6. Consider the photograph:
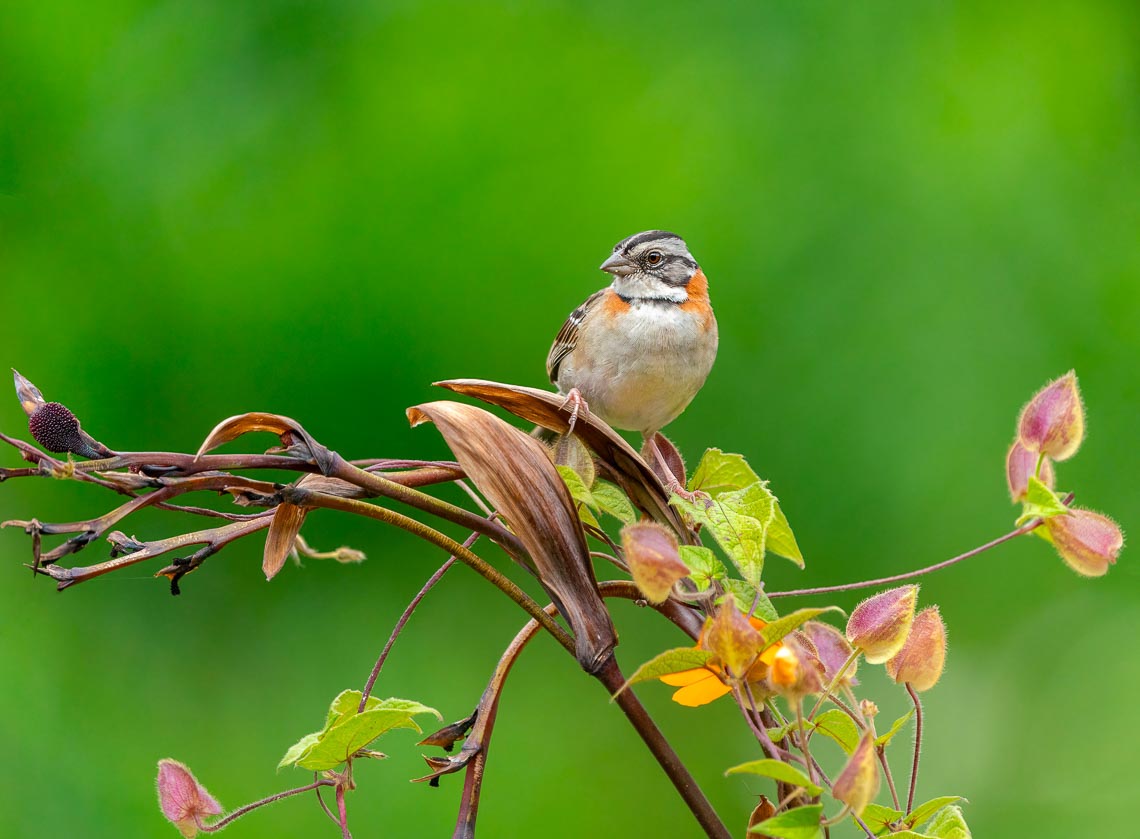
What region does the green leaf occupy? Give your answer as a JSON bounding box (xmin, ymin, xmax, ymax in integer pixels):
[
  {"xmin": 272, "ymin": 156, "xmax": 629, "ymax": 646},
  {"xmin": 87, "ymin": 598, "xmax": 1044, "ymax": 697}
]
[
  {"xmin": 905, "ymin": 797, "xmax": 964, "ymax": 830},
  {"xmin": 767, "ymin": 499, "xmax": 804, "ymax": 566},
  {"xmin": 296, "ymin": 708, "xmax": 423, "ymax": 770},
  {"xmin": 556, "ymin": 465, "xmax": 596, "ymax": 509},
  {"xmin": 759, "ymin": 606, "xmax": 843, "ymax": 650},
  {"xmin": 686, "ymin": 449, "xmax": 805, "ymax": 568},
  {"xmin": 673, "ymin": 481, "xmax": 775, "ymax": 585},
  {"xmin": 615, "ymin": 647, "xmax": 715, "ymax": 697},
  {"xmin": 591, "ymin": 480, "xmax": 636, "ymax": 524},
  {"xmin": 725, "ymin": 758, "xmax": 823, "ymax": 796},
  {"xmin": 767, "ymin": 718, "xmax": 798, "ymax": 744},
  {"xmin": 278, "ymin": 732, "xmax": 321, "ymax": 771},
  {"xmin": 920, "ymin": 805, "xmax": 971, "ymax": 838},
  {"xmin": 1018, "ymin": 475, "xmax": 1069, "ymax": 524},
  {"xmin": 281, "ymin": 691, "xmax": 441, "ymax": 771},
  {"xmin": 875, "ymin": 709, "xmax": 915, "ymax": 747},
  {"xmin": 811, "ymin": 709, "xmax": 860, "ymax": 754},
  {"xmin": 722, "ymin": 579, "xmax": 779, "ymax": 621},
  {"xmin": 689, "ymin": 448, "xmax": 760, "ymax": 496},
  {"xmin": 680, "ymin": 545, "xmax": 725, "ymax": 592},
  {"xmin": 861, "ymin": 803, "xmax": 905, "ymax": 836},
  {"xmin": 749, "ymin": 803, "xmax": 823, "ymax": 838}
]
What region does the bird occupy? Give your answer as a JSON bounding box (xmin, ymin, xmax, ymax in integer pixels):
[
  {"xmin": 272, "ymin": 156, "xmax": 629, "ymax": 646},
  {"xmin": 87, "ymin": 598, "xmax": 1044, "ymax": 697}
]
[{"xmin": 546, "ymin": 230, "xmax": 718, "ymax": 497}]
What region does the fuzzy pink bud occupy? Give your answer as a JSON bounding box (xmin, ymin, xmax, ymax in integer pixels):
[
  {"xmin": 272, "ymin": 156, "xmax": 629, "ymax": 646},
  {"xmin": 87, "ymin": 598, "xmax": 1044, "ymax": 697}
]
[
  {"xmin": 803, "ymin": 620, "xmax": 859, "ymax": 688},
  {"xmin": 1017, "ymin": 371, "xmax": 1085, "ymax": 462},
  {"xmin": 1045, "ymin": 508, "xmax": 1123, "ymax": 577},
  {"xmin": 846, "ymin": 585, "xmax": 918, "ymax": 664},
  {"xmin": 621, "ymin": 521, "xmax": 689, "ymax": 605},
  {"xmin": 1005, "ymin": 439, "xmax": 1056, "ymax": 503},
  {"xmin": 156, "ymin": 759, "xmax": 222, "ymax": 838},
  {"xmin": 885, "ymin": 606, "xmax": 947, "ymax": 692}
]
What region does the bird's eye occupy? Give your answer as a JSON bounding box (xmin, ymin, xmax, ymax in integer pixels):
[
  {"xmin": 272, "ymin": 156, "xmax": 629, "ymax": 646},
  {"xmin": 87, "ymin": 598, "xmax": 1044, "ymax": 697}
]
[{"xmin": 646, "ymin": 250, "xmax": 663, "ymax": 266}]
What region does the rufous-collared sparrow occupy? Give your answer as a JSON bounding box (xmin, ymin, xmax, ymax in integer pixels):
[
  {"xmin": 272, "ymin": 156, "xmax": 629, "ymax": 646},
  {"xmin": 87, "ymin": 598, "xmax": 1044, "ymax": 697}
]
[{"xmin": 547, "ymin": 230, "xmax": 718, "ymax": 495}]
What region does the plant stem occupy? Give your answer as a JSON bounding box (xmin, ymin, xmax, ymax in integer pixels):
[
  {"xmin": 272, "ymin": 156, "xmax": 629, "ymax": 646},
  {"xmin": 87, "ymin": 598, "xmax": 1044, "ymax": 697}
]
[
  {"xmin": 906, "ymin": 683, "xmax": 923, "ymax": 814},
  {"xmin": 769, "ymin": 518, "xmax": 1046, "ymax": 599},
  {"xmin": 808, "ymin": 650, "xmax": 860, "ymax": 721},
  {"xmin": 336, "ymin": 784, "xmax": 352, "ymax": 839},
  {"xmin": 359, "ymin": 549, "xmax": 463, "ymax": 711},
  {"xmin": 329, "ymin": 457, "xmax": 526, "ymax": 562},
  {"xmin": 878, "ymin": 745, "xmax": 901, "ymax": 810},
  {"xmin": 199, "ymin": 780, "xmax": 336, "ymax": 831},
  {"xmin": 795, "ymin": 700, "xmax": 816, "ymax": 785},
  {"xmin": 594, "ymin": 655, "xmax": 732, "ymax": 839},
  {"xmin": 295, "ymin": 489, "xmax": 574, "ymax": 653}
]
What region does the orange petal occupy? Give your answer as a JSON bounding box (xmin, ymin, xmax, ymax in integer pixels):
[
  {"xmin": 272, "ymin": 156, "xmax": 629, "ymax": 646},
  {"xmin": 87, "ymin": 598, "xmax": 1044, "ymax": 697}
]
[
  {"xmin": 659, "ymin": 667, "xmax": 717, "ymax": 687},
  {"xmin": 671, "ymin": 675, "xmax": 733, "ymax": 707},
  {"xmin": 758, "ymin": 641, "xmax": 783, "ymax": 666}
]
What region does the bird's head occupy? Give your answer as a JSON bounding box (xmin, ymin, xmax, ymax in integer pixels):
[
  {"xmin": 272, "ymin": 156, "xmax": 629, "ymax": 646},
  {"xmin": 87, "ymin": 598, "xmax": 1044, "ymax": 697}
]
[{"xmin": 600, "ymin": 230, "xmax": 699, "ymax": 302}]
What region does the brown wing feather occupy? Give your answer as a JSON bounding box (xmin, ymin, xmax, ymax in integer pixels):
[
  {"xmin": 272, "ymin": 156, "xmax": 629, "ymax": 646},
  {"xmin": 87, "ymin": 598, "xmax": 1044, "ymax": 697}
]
[{"xmin": 546, "ymin": 288, "xmax": 606, "ymax": 386}]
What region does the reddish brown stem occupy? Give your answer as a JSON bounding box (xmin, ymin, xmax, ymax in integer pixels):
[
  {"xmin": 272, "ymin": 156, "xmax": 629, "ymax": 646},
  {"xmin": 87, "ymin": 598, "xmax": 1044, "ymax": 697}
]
[{"xmin": 769, "ymin": 515, "xmax": 1054, "ymax": 599}]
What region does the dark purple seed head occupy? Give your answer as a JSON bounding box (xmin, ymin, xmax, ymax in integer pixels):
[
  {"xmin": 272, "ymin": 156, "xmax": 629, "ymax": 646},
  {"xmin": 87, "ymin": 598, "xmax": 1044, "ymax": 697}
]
[{"xmin": 28, "ymin": 402, "xmax": 85, "ymax": 454}]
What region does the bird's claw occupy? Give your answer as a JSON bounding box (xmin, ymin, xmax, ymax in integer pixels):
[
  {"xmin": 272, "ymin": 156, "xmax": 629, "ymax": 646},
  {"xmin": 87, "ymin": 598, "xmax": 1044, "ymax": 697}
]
[{"xmin": 559, "ymin": 388, "xmax": 589, "ymax": 435}]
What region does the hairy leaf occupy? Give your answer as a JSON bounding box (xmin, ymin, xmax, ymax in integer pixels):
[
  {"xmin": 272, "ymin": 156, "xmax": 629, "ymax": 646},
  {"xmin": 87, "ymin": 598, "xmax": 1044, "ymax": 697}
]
[
  {"xmin": 725, "ymin": 758, "xmax": 823, "ymax": 796},
  {"xmin": 812, "ymin": 709, "xmax": 860, "ymax": 754}
]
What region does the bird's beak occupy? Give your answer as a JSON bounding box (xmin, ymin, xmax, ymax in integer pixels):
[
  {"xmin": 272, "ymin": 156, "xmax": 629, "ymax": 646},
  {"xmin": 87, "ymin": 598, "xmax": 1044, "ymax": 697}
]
[{"xmin": 600, "ymin": 253, "xmax": 636, "ymax": 276}]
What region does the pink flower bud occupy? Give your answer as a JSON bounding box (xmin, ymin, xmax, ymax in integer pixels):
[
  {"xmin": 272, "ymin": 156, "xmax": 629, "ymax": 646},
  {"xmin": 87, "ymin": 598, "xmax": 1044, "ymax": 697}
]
[
  {"xmin": 803, "ymin": 620, "xmax": 859, "ymax": 688},
  {"xmin": 846, "ymin": 585, "xmax": 918, "ymax": 665},
  {"xmin": 621, "ymin": 521, "xmax": 689, "ymax": 605},
  {"xmin": 1017, "ymin": 371, "xmax": 1085, "ymax": 462},
  {"xmin": 885, "ymin": 606, "xmax": 947, "ymax": 692},
  {"xmin": 156, "ymin": 759, "xmax": 222, "ymax": 838},
  {"xmin": 1045, "ymin": 508, "xmax": 1123, "ymax": 577},
  {"xmin": 832, "ymin": 732, "xmax": 880, "ymax": 817},
  {"xmin": 1005, "ymin": 439, "xmax": 1056, "ymax": 503}
]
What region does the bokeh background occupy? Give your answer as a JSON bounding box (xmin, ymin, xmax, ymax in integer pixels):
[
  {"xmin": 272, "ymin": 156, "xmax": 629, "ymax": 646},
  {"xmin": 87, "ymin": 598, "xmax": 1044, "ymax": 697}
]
[{"xmin": 2, "ymin": 1, "xmax": 1137, "ymax": 836}]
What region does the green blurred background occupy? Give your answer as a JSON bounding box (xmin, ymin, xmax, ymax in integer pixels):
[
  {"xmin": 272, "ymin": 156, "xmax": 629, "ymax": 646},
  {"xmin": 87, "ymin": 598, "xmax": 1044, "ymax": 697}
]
[{"xmin": 2, "ymin": 1, "xmax": 1137, "ymax": 836}]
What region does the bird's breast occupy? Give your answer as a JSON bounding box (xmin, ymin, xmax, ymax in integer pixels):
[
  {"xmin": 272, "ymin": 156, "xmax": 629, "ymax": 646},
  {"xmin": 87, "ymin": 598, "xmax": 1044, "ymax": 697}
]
[{"xmin": 560, "ymin": 296, "xmax": 718, "ymax": 433}]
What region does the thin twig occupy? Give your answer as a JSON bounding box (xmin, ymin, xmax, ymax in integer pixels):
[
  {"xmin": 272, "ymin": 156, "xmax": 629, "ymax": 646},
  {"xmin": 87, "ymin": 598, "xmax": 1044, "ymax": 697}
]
[
  {"xmin": 293, "ymin": 488, "xmax": 574, "ymax": 654},
  {"xmin": 769, "ymin": 516, "xmax": 1054, "ymax": 599},
  {"xmin": 358, "ymin": 543, "xmax": 467, "ymax": 712},
  {"xmin": 906, "ymin": 683, "xmax": 923, "ymax": 814},
  {"xmin": 198, "ymin": 779, "xmax": 336, "ymax": 832},
  {"xmin": 336, "ymin": 784, "xmax": 352, "ymax": 839}
]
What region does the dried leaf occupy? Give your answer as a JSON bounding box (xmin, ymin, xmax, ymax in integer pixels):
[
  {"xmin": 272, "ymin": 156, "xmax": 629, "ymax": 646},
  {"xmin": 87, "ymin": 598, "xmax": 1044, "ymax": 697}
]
[
  {"xmin": 408, "ymin": 400, "xmax": 616, "ymax": 673},
  {"xmin": 195, "ymin": 413, "xmax": 337, "ymax": 474},
  {"xmin": 263, "ymin": 502, "xmax": 308, "ymax": 580},
  {"xmin": 748, "ymin": 795, "xmax": 778, "ymax": 837},
  {"xmin": 433, "ymin": 379, "xmax": 692, "ymax": 542}
]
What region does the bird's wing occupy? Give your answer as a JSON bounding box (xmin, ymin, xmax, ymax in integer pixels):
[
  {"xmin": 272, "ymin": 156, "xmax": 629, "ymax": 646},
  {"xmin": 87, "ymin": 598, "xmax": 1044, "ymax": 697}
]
[{"xmin": 546, "ymin": 288, "xmax": 607, "ymax": 386}]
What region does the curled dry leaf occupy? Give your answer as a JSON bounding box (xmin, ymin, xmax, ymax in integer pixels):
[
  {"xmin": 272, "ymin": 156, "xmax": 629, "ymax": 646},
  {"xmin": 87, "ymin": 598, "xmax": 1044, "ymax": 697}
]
[
  {"xmin": 194, "ymin": 412, "xmax": 338, "ymax": 475},
  {"xmin": 434, "ymin": 379, "xmax": 691, "ymax": 542},
  {"xmin": 263, "ymin": 502, "xmax": 309, "ymax": 580},
  {"xmin": 408, "ymin": 399, "xmax": 616, "ymax": 673}
]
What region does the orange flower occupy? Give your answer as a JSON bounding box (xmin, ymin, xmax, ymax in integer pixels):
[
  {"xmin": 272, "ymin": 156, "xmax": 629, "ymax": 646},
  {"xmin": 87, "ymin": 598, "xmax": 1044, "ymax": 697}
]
[{"xmin": 659, "ymin": 615, "xmax": 782, "ymax": 707}]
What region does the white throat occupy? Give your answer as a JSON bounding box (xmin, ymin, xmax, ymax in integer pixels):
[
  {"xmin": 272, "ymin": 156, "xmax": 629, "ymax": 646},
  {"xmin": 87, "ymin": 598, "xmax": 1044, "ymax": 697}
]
[{"xmin": 611, "ymin": 275, "xmax": 688, "ymax": 303}]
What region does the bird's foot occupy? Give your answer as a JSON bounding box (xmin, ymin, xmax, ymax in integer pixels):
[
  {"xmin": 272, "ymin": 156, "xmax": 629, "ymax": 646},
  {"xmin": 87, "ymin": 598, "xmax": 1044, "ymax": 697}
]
[
  {"xmin": 559, "ymin": 388, "xmax": 589, "ymax": 435},
  {"xmin": 668, "ymin": 481, "xmax": 712, "ymax": 507}
]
